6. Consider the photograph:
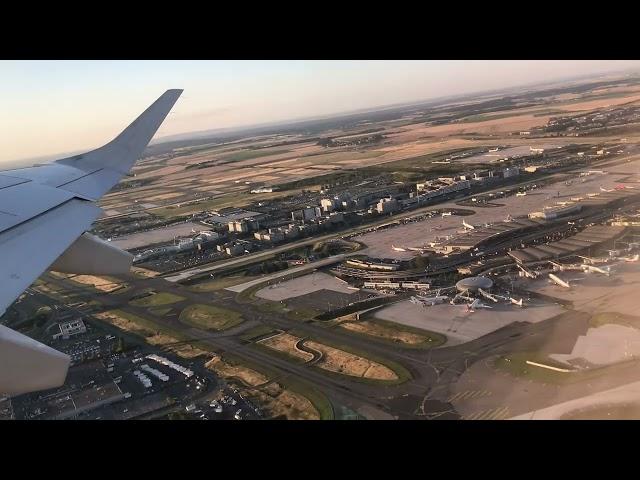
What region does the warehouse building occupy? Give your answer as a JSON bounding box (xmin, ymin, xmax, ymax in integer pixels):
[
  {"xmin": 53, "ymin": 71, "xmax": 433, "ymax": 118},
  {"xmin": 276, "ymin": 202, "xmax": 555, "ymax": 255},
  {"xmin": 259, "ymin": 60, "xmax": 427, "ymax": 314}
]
[
  {"xmin": 436, "ymin": 218, "xmax": 544, "ymax": 253},
  {"xmin": 508, "ymin": 225, "xmax": 627, "ymax": 263}
]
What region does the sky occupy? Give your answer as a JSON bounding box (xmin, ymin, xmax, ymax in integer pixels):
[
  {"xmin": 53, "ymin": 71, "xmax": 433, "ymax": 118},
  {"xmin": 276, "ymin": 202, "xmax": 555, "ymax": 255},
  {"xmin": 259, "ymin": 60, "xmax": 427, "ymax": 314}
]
[{"xmin": 1, "ymin": 60, "xmax": 639, "ymax": 164}]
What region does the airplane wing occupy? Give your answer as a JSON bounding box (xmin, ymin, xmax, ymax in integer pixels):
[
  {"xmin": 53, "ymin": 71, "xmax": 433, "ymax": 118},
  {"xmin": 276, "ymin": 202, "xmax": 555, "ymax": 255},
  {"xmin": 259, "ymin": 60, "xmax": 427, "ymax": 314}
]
[{"xmin": 0, "ymin": 89, "xmax": 182, "ymax": 396}]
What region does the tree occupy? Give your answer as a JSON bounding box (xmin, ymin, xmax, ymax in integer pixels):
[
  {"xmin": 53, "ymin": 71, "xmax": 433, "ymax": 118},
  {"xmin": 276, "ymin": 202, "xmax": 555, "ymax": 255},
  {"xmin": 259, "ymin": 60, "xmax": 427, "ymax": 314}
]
[
  {"xmin": 115, "ymin": 337, "xmax": 126, "ymax": 353},
  {"xmin": 33, "ymin": 306, "xmax": 52, "ymax": 327},
  {"xmin": 411, "ymin": 255, "xmax": 430, "ymax": 270}
]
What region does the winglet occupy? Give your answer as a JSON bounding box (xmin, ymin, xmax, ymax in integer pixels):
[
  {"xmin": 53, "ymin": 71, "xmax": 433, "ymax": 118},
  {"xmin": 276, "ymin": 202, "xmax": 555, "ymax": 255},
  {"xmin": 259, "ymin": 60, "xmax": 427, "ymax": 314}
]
[{"xmin": 58, "ymin": 89, "xmax": 183, "ymax": 173}]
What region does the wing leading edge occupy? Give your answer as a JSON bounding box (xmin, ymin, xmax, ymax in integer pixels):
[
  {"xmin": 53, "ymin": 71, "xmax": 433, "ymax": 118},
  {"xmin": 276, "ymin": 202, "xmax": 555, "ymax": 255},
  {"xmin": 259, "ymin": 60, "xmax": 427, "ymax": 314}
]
[{"xmin": 0, "ymin": 89, "xmax": 182, "ymax": 396}]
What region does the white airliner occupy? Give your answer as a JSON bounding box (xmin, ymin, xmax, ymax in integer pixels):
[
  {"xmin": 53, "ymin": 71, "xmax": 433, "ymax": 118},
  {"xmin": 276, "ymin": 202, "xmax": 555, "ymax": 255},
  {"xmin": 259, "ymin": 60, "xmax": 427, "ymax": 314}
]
[
  {"xmin": 577, "ymin": 255, "xmax": 610, "ymax": 265},
  {"xmin": 620, "ymin": 254, "xmax": 640, "ymax": 262},
  {"xmin": 549, "ymin": 261, "xmax": 582, "ymax": 272},
  {"xmin": 581, "ymin": 264, "xmax": 611, "ymax": 276},
  {"xmin": 0, "ymin": 90, "xmax": 183, "ymax": 396},
  {"xmin": 465, "ymin": 299, "xmax": 492, "ymax": 312},
  {"xmin": 510, "ymin": 297, "xmax": 524, "ymax": 307},
  {"xmin": 410, "ymin": 293, "xmax": 449, "ymax": 307},
  {"xmin": 462, "ymin": 220, "xmax": 475, "ymax": 230},
  {"xmin": 548, "ymin": 273, "xmax": 571, "ymax": 288},
  {"xmin": 517, "ymin": 264, "xmax": 539, "ymax": 279},
  {"xmin": 477, "ymin": 288, "xmax": 499, "ymax": 303}
]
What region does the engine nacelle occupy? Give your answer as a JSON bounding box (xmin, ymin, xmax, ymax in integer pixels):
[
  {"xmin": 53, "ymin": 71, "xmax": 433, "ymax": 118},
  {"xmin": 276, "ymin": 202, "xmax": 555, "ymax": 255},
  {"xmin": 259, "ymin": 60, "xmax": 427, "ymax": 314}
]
[{"xmin": 50, "ymin": 232, "xmax": 133, "ymax": 275}]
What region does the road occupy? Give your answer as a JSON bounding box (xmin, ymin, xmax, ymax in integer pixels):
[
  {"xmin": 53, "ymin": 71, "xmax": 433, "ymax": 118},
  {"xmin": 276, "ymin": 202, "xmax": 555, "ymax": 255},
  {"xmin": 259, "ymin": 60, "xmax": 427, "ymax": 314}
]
[
  {"xmin": 159, "ymin": 170, "xmax": 584, "ymax": 282},
  {"xmin": 40, "ymin": 270, "xmax": 595, "ymax": 420}
]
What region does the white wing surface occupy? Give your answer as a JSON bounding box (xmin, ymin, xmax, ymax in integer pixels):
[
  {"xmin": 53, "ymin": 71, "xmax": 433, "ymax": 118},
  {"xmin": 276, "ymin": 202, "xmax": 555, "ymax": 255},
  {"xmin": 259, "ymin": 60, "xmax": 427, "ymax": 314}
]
[{"xmin": 0, "ymin": 89, "xmax": 182, "ymax": 396}]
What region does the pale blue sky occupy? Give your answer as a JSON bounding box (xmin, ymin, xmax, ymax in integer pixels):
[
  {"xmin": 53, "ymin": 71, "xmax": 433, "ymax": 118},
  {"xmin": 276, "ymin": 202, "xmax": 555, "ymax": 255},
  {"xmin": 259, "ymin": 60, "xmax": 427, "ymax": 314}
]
[{"xmin": 1, "ymin": 60, "xmax": 639, "ymax": 163}]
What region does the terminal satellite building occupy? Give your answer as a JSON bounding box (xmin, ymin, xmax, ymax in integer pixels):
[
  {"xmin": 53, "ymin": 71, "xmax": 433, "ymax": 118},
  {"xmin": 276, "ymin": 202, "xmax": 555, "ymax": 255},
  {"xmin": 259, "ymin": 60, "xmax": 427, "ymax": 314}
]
[{"xmin": 456, "ymin": 276, "xmax": 493, "ymax": 292}]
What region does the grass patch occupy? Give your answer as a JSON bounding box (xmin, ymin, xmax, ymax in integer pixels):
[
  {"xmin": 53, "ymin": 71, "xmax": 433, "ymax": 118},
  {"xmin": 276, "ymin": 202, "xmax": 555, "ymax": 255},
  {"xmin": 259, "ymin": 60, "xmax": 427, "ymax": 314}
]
[
  {"xmin": 459, "ymin": 112, "xmax": 522, "ymax": 123},
  {"xmin": 239, "ymin": 325, "xmax": 279, "ymax": 342},
  {"xmin": 178, "ymin": 304, "xmax": 244, "ymax": 331},
  {"xmin": 589, "ymin": 312, "xmax": 640, "ymax": 329},
  {"xmin": 129, "ymin": 292, "xmax": 185, "ymax": 307},
  {"xmin": 188, "ymin": 274, "xmax": 261, "ymax": 292},
  {"xmin": 242, "ymin": 297, "xmax": 319, "ymax": 322},
  {"xmin": 206, "ymin": 352, "xmax": 276, "ymax": 387},
  {"xmin": 94, "ymin": 309, "xmax": 187, "ymax": 341},
  {"xmin": 338, "ymin": 317, "xmax": 446, "ymax": 349},
  {"xmin": 253, "ymin": 341, "xmax": 310, "ymax": 364},
  {"xmin": 150, "ymin": 189, "xmax": 305, "ymax": 218},
  {"xmin": 219, "ymin": 148, "xmax": 290, "ymax": 163},
  {"xmin": 278, "ymin": 378, "xmax": 334, "ymax": 420},
  {"xmin": 492, "ymin": 351, "xmax": 640, "ymax": 385},
  {"xmin": 148, "ymin": 307, "xmax": 172, "ymax": 317}
]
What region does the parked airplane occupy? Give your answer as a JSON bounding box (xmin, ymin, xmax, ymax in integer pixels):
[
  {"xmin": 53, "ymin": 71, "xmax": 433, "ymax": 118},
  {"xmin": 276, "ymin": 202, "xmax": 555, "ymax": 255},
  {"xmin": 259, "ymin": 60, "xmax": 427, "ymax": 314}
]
[
  {"xmin": 620, "ymin": 254, "xmax": 640, "ymax": 262},
  {"xmin": 450, "ymin": 292, "xmax": 475, "ymax": 304},
  {"xmin": 465, "ymin": 299, "xmax": 493, "ymax": 312},
  {"xmin": 510, "ymin": 297, "xmax": 524, "ymax": 307},
  {"xmin": 581, "ymin": 264, "xmax": 611, "ymax": 276},
  {"xmin": 410, "ymin": 294, "xmax": 449, "ymax": 307},
  {"xmin": 600, "ymin": 186, "xmax": 614, "ymax": 193},
  {"xmin": 548, "ymin": 273, "xmax": 571, "ymax": 288},
  {"xmin": 517, "ymin": 264, "xmax": 539, "ymax": 279},
  {"xmin": 478, "ymin": 288, "xmax": 499, "ymax": 303},
  {"xmin": 549, "ymin": 261, "xmax": 582, "ymax": 272},
  {"xmin": 391, "ymin": 245, "xmax": 407, "ymax": 252},
  {"xmin": 441, "ymin": 211, "xmax": 452, "ymax": 217},
  {"xmin": 577, "ymin": 255, "xmax": 610, "ymax": 265},
  {"xmin": 0, "ymin": 89, "xmax": 183, "ymax": 396},
  {"xmin": 462, "ymin": 220, "xmax": 475, "ymax": 230}
]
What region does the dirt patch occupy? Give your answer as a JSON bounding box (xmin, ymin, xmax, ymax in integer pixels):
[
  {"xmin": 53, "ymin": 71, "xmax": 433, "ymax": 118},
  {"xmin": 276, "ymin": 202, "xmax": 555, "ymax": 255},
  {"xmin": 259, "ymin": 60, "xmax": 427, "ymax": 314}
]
[
  {"xmin": 304, "ymin": 340, "xmax": 398, "ymax": 380},
  {"xmin": 68, "ymin": 275, "xmax": 127, "ymax": 293},
  {"xmin": 258, "ymin": 333, "xmax": 314, "ymax": 362},
  {"xmin": 249, "ymin": 383, "xmax": 320, "ymax": 420},
  {"xmin": 94, "ymin": 310, "xmax": 153, "ymax": 336},
  {"xmin": 556, "ymin": 94, "xmax": 640, "ymax": 112},
  {"xmin": 179, "ymin": 304, "xmax": 243, "ymax": 331},
  {"xmin": 145, "ymin": 192, "xmax": 185, "ymax": 201},
  {"xmin": 204, "ymin": 356, "xmax": 269, "ymax": 387},
  {"xmin": 92, "ymin": 310, "xmax": 208, "ymax": 359},
  {"xmin": 130, "ymin": 267, "xmax": 160, "ymax": 279},
  {"xmin": 146, "ymin": 334, "xmax": 209, "ymax": 359}
]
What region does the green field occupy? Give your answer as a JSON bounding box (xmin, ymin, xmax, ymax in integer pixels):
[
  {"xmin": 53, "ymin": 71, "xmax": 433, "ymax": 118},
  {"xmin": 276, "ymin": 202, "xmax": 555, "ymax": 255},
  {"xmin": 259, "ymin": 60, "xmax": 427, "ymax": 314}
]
[
  {"xmin": 188, "ymin": 274, "xmax": 261, "ymax": 292},
  {"xmin": 151, "ymin": 189, "xmax": 305, "ymax": 218},
  {"xmin": 302, "ymin": 149, "xmax": 386, "ymax": 164},
  {"xmin": 492, "ymin": 351, "xmax": 640, "ymax": 385},
  {"xmin": 279, "ymin": 378, "xmax": 334, "ymax": 420},
  {"xmin": 219, "ymin": 148, "xmax": 290, "ymax": 163},
  {"xmin": 339, "ymin": 317, "xmax": 446, "ymax": 349},
  {"xmin": 589, "ymin": 312, "xmax": 640, "ymax": 329},
  {"xmin": 129, "ymin": 292, "xmax": 185, "ymax": 307},
  {"xmin": 239, "ymin": 325, "xmax": 279, "ymax": 342},
  {"xmin": 179, "ymin": 304, "xmax": 244, "ymax": 331},
  {"xmin": 103, "ymin": 309, "xmax": 190, "ymax": 342}
]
